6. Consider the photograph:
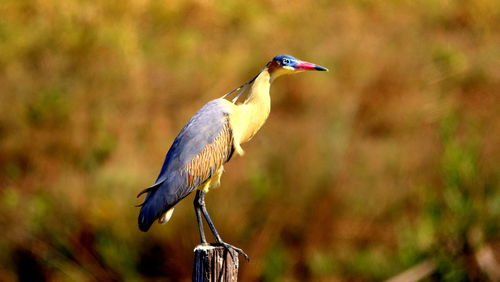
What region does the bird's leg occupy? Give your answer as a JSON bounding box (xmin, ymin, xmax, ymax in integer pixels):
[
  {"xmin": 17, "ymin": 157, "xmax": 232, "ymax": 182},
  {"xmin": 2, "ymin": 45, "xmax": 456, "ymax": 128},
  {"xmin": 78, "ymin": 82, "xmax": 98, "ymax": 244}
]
[
  {"xmin": 194, "ymin": 190, "xmax": 207, "ymax": 244},
  {"xmin": 197, "ymin": 191, "xmax": 249, "ymax": 260},
  {"xmin": 197, "ymin": 191, "xmax": 223, "ymax": 242}
]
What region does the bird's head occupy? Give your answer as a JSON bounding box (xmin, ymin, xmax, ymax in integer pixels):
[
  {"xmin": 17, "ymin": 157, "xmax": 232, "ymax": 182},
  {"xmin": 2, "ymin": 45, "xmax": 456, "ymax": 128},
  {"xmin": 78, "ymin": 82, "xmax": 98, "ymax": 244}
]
[{"xmin": 267, "ymin": 54, "xmax": 328, "ymax": 80}]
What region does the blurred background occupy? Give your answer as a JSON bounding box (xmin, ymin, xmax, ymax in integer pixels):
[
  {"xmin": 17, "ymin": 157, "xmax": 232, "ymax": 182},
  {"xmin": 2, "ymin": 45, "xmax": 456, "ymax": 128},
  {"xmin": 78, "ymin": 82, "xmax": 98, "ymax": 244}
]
[{"xmin": 1, "ymin": 0, "xmax": 499, "ymax": 281}]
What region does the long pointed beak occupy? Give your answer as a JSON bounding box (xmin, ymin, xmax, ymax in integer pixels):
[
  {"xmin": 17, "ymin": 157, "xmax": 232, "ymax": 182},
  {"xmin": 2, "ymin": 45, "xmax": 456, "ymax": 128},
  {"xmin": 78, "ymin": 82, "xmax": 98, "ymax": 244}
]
[{"xmin": 295, "ymin": 61, "xmax": 328, "ymax": 71}]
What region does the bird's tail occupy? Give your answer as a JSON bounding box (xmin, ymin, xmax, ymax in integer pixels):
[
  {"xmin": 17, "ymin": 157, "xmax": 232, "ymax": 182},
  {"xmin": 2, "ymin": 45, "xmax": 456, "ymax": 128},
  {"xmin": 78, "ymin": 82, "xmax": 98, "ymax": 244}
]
[
  {"xmin": 137, "ymin": 181, "xmax": 171, "ymax": 232},
  {"xmin": 137, "ymin": 177, "xmax": 188, "ymax": 232}
]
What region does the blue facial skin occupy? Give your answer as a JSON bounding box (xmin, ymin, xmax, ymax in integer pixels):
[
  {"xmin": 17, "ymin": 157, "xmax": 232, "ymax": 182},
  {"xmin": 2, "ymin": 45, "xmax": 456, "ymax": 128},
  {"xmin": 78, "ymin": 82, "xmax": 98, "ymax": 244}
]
[
  {"xmin": 272, "ymin": 54, "xmax": 328, "ymax": 71},
  {"xmin": 272, "ymin": 54, "xmax": 299, "ymax": 68}
]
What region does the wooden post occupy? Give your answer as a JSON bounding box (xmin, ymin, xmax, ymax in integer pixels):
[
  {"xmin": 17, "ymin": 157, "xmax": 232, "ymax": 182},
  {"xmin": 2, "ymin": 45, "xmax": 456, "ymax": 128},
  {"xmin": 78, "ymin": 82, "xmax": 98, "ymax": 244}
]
[{"xmin": 192, "ymin": 244, "xmax": 239, "ymax": 282}]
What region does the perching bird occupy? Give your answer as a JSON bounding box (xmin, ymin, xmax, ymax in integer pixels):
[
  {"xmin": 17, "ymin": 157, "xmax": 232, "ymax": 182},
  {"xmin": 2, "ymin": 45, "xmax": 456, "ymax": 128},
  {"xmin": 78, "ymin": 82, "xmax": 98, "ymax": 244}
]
[{"xmin": 137, "ymin": 54, "xmax": 327, "ymax": 258}]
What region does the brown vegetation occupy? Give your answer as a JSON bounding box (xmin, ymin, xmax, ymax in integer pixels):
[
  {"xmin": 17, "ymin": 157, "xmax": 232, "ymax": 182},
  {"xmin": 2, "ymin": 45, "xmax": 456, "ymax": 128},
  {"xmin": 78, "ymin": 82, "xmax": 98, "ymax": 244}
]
[{"xmin": 0, "ymin": 0, "xmax": 499, "ymax": 281}]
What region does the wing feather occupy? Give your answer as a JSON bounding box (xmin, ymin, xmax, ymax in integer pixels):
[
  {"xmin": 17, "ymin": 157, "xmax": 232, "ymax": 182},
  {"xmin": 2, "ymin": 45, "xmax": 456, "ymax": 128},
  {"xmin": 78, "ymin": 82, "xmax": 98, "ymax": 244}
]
[{"xmin": 138, "ymin": 99, "xmax": 234, "ymax": 231}]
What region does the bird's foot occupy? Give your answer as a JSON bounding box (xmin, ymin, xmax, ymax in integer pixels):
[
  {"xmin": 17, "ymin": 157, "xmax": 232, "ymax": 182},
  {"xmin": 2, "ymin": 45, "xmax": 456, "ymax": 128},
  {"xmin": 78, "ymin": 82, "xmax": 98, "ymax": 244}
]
[{"xmin": 212, "ymin": 242, "xmax": 249, "ymax": 261}]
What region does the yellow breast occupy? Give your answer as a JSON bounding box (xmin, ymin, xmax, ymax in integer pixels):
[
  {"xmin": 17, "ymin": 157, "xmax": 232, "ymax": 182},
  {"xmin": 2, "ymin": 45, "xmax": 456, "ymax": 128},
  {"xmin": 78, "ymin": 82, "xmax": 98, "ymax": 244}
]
[{"xmin": 227, "ymin": 70, "xmax": 272, "ymax": 155}]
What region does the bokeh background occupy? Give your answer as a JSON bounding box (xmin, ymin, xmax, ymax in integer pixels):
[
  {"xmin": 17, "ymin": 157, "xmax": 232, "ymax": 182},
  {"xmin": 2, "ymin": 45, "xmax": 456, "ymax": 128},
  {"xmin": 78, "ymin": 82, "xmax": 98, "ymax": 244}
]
[{"xmin": 1, "ymin": 0, "xmax": 499, "ymax": 281}]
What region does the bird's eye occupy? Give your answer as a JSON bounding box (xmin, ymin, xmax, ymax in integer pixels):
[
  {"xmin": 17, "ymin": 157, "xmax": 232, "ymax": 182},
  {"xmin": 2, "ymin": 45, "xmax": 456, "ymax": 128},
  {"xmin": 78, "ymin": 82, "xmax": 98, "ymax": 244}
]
[{"xmin": 282, "ymin": 59, "xmax": 290, "ymax": 65}]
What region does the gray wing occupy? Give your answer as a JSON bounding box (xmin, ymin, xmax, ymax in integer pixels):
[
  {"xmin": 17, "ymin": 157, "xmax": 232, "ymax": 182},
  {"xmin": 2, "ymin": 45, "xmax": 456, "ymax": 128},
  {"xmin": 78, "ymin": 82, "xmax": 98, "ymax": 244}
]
[{"xmin": 137, "ymin": 99, "xmax": 234, "ymax": 231}]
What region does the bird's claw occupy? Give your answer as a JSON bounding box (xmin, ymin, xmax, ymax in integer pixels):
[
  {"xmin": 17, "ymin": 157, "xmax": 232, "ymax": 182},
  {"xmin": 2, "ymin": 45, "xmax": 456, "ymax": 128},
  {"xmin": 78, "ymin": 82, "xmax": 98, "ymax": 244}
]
[{"xmin": 213, "ymin": 242, "xmax": 249, "ymax": 261}]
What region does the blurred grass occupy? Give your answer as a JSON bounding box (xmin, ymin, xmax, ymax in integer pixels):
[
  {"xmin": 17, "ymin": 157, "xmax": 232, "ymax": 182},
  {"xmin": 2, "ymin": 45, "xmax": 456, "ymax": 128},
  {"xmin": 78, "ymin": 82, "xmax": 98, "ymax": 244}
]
[{"xmin": 1, "ymin": 0, "xmax": 499, "ymax": 281}]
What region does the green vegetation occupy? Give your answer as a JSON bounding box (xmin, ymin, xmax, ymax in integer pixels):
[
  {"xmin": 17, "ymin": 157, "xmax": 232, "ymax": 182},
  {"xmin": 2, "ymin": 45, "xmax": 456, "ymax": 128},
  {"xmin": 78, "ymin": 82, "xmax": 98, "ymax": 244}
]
[{"xmin": 0, "ymin": 0, "xmax": 499, "ymax": 280}]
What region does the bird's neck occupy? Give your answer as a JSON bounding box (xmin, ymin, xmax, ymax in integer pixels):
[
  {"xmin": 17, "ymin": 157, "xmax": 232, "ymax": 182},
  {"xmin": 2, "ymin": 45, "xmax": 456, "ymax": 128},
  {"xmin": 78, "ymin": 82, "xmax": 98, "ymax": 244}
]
[
  {"xmin": 244, "ymin": 68, "xmax": 272, "ymax": 106},
  {"xmin": 230, "ymin": 68, "xmax": 272, "ymax": 152}
]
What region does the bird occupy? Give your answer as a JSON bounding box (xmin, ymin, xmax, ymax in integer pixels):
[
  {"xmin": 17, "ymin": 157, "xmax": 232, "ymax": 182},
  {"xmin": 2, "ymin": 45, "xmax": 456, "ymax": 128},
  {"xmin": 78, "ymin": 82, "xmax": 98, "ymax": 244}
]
[{"xmin": 136, "ymin": 54, "xmax": 328, "ymax": 259}]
